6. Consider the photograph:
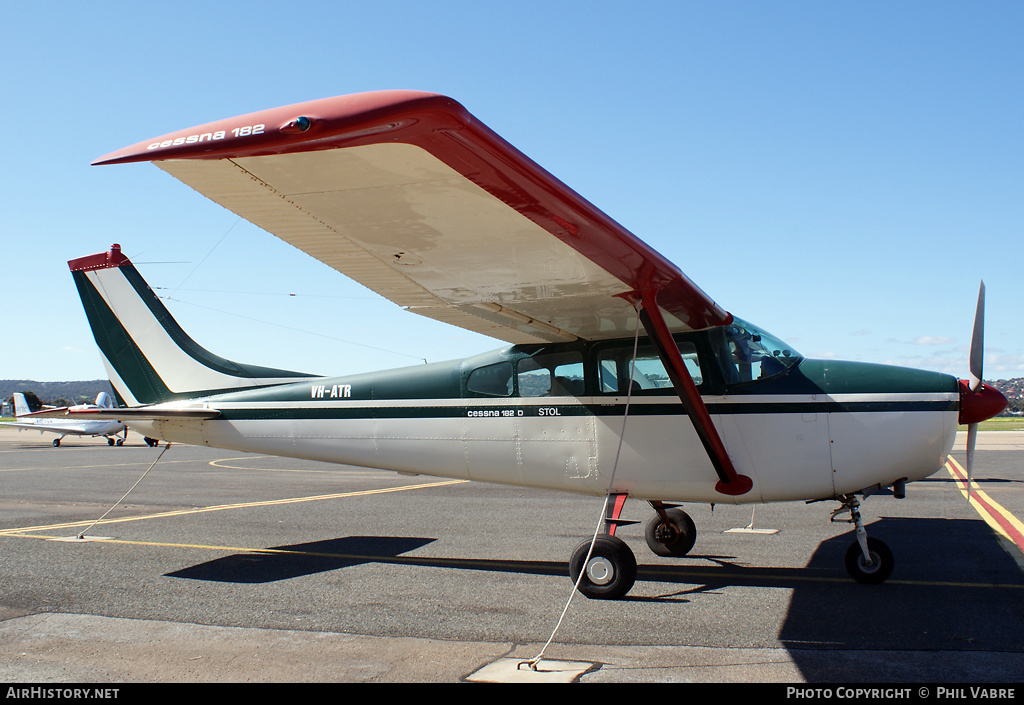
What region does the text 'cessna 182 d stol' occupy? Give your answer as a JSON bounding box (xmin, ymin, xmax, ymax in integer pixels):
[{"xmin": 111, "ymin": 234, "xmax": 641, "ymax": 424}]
[{"xmin": 58, "ymin": 91, "xmax": 1007, "ymax": 599}]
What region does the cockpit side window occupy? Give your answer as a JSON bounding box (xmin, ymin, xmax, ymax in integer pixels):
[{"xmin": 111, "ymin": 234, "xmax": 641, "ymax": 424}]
[
  {"xmin": 517, "ymin": 351, "xmax": 585, "ymax": 397},
  {"xmin": 597, "ymin": 342, "xmax": 702, "ymax": 394}
]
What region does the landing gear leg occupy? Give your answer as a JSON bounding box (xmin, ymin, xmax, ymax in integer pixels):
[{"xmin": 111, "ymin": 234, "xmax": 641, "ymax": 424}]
[
  {"xmin": 569, "ymin": 493, "xmax": 638, "ymax": 600},
  {"xmin": 833, "ymin": 495, "xmax": 893, "ymax": 584}
]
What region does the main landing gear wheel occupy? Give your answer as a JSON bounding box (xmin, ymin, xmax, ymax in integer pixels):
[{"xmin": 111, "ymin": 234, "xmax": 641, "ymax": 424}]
[
  {"xmin": 645, "ymin": 507, "xmax": 697, "ymax": 557},
  {"xmin": 107, "ymin": 437, "xmax": 115, "ymax": 446},
  {"xmin": 144, "ymin": 437, "xmax": 159, "ymax": 447},
  {"xmin": 52, "ymin": 438, "xmax": 60, "ymax": 447},
  {"xmin": 569, "ymin": 535, "xmax": 637, "ymax": 600},
  {"xmin": 845, "ymin": 537, "xmax": 893, "ymax": 584}
]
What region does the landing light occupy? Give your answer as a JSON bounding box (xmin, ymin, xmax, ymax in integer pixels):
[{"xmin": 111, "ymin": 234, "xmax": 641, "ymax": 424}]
[{"xmin": 280, "ymin": 116, "xmax": 312, "ymax": 134}]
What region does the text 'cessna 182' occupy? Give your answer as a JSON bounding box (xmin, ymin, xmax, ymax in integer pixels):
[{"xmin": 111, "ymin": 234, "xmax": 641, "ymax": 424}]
[{"xmin": 57, "ymin": 91, "xmax": 1006, "ymax": 599}]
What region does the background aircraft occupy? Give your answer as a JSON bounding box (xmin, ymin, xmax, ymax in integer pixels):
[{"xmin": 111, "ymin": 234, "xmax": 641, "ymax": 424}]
[
  {"xmin": 54, "ymin": 91, "xmax": 1007, "ymax": 598},
  {"xmin": 3, "ymin": 392, "xmax": 127, "ymax": 447}
]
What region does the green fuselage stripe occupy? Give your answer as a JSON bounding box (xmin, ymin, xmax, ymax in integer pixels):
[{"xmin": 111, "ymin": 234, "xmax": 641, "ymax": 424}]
[{"xmin": 210, "ymin": 398, "xmax": 955, "ymax": 422}]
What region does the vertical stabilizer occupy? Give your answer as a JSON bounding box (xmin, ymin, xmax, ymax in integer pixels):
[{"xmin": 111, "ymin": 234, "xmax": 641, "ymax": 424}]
[
  {"xmin": 12, "ymin": 393, "xmax": 31, "ymax": 417},
  {"xmin": 69, "ymin": 244, "xmax": 320, "ymax": 406}
]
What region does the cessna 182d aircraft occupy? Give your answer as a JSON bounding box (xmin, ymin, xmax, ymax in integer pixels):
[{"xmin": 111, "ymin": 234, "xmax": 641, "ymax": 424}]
[
  {"xmin": 55, "ymin": 91, "xmax": 1007, "ymax": 599},
  {"xmin": 3, "ymin": 392, "xmax": 127, "ymax": 447}
]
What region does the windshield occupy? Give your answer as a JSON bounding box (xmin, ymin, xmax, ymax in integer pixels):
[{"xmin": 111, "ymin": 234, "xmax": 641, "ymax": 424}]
[{"xmin": 710, "ymin": 318, "xmax": 802, "ymax": 385}]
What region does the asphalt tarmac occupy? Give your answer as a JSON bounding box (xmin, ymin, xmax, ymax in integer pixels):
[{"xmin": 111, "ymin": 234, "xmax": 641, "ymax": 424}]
[{"xmin": 1, "ymin": 426, "xmax": 1022, "ymax": 683}]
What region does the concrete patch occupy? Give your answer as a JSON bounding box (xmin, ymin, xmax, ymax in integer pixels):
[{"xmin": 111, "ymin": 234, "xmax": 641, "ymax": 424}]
[{"xmin": 465, "ymin": 657, "xmax": 595, "ymax": 683}]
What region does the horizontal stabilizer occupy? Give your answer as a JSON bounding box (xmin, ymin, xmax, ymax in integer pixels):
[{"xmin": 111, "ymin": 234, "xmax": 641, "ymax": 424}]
[{"xmin": 30, "ymin": 406, "xmax": 221, "ymax": 421}]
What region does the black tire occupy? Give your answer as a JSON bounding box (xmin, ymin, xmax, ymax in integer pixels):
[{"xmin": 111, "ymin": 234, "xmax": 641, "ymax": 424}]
[
  {"xmin": 645, "ymin": 508, "xmax": 697, "ymax": 557},
  {"xmin": 107, "ymin": 437, "xmax": 115, "ymax": 446},
  {"xmin": 569, "ymin": 535, "xmax": 637, "ymax": 600},
  {"xmin": 845, "ymin": 537, "xmax": 893, "ymax": 584},
  {"xmin": 52, "ymin": 438, "xmax": 60, "ymax": 447}
]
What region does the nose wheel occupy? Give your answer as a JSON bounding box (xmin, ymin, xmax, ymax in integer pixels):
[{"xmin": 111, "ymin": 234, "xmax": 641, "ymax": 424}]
[
  {"xmin": 844, "ymin": 537, "xmax": 893, "ymax": 584},
  {"xmin": 833, "ymin": 495, "xmax": 894, "ymax": 584}
]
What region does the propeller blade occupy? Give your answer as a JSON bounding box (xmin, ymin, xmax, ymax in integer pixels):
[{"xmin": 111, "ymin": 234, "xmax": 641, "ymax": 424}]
[
  {"xmin": 966, "ymin": 422, "xmax": 978, "ymax": 500},
  {"xmin": 969, "ymin": 281, "xmax": 986, "ymax": 391}
]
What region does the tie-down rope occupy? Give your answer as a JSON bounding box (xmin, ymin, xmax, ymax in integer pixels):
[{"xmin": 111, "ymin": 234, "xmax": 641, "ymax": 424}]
[
  {"xmin": 520, "ymin": 303, "xmax": 643, "ymax": 671},
  {"xmin": 76, "ymin": 442, "xmax": 172, "ymax": 539}
]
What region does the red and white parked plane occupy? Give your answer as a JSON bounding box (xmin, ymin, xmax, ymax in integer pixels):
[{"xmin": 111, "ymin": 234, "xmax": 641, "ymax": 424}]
[
  {"xmin": 55, "ymin": 92, "xmax": 1006, "ymax": 598},
  {"xmin": 3, "ymin": 392, "xmax": 127, "ymax": 447}
]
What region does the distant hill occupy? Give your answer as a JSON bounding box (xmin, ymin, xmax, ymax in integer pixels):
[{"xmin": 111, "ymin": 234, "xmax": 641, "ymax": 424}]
[
  {"xmin": 1, "ymin": 379, "xmax": 116, "ymax": 408},
  {"xmin": 994, "ymin": 378, "xmax": 1024, "ymax": 415}
]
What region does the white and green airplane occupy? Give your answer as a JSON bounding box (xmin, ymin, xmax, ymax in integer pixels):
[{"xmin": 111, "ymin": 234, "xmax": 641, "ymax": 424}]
[{"xmin": 58, "ymin": 92, "xmax": 1007, "ymax": 599}]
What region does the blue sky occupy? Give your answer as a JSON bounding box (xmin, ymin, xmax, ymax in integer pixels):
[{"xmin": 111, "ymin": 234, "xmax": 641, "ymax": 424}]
[{"xmin": 3, "ymin": 1, "xmax": 1022, "ymax": 383}]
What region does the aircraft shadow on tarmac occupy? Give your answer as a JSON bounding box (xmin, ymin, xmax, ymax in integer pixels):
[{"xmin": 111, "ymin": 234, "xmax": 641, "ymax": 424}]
[
  {"xmin": 164, "ymin": 518, "xmax": 1022, "ymax": 610},
  {"xmin": 778, "ymin": 517, "xmax": 1024, "ymax": 681},
  {"xmin": 165, "ymin": 536, "xmax": 437, "ymax": 583}
]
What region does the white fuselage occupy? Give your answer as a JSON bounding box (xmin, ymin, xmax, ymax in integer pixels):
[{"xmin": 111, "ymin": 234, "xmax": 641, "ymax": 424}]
[{"xmin": 127, "ymin": 390, "xmax": 958, "ymax": 504}]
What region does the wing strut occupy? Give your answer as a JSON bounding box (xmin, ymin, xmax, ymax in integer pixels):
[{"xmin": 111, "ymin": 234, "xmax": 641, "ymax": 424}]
[{"xmin": 637, "ymin": 291, "xmax": 753, "ymax": 497}]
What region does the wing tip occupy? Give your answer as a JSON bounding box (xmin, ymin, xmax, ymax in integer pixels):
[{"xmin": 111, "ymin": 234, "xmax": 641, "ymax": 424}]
[{"xmin": 91, "ymin": 90, "xmax": 464, "ymax": 166}]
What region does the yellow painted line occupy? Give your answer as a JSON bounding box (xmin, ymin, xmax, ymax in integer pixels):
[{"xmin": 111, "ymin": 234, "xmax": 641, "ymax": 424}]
[
  {"xmin": 640, "ymin": 566, "xmax": 1024, "ymax": 590},
  {"xmin": 0, "ymin": 533, "xmax": 549, "ymax": 574},
  {"xmin": 0, "ymin": 478, "xmax": 468, "ymax": 537},
  {"xmin": 945, "ymin": 457, "xmax": 1024, "ymax": 557},
  {"xmin": 3, "ymin": 530, "xmax": 1020, "ymax": 591}
]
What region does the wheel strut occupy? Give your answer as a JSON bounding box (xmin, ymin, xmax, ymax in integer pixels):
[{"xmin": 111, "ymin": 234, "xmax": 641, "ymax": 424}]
[
  {"xmin": 832, "ymin": 494, "xmax": 894, "ymax": 584},
  {"xmin": 842, "ymin": 496, "xmax": 872, "ymax": 565},
  {"xmin": 569, "ymin": 493, "xmax": 639, "ymax": 600}
]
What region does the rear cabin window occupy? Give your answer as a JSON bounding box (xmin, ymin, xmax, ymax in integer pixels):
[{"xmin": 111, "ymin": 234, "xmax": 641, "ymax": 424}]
[
  {"xmin": 597, "ymin": 343, "xmax": 702, "ymax": 393},
  {"xmin": 516, "ymin": 351, "xmax": 585, "ymax": 397},
  {"xmin": 466, "ymin": 361, "xmax": 513, "ymax": 396}
]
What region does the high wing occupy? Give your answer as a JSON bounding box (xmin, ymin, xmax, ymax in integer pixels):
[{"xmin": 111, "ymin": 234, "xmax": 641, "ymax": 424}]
[
  {"xmin": 0, "ymin": 421, "xmax": 60, "ymax": 431},
  {"xmin": 93, "ymin": 91, "xmax": 731, "ymax": 344},
  {"xmin": 93, "ymin": 91, "xmax": 750, "ymax": 494}
]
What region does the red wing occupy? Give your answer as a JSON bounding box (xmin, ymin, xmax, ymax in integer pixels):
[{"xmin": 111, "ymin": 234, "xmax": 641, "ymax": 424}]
[{"xmin": 95, "ymin": 91, "xmax": 730, "ymax": 343}]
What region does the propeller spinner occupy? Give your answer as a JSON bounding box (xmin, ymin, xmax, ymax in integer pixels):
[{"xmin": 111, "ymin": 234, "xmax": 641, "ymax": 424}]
[{"xmin": 958, "ymin": 281, "xmax": 1008, "ymax": 498}]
